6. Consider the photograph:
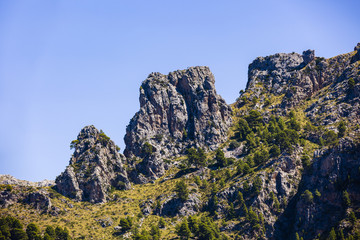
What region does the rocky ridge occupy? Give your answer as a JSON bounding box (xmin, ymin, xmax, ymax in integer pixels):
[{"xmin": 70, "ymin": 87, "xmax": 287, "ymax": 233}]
[
  {"xmin": 0, "ymin": 174, "xmax": 55, "ymax": 188},
  {"xmin": 1, "ymin": 43, "xmax": 360, "ymax": 240}
]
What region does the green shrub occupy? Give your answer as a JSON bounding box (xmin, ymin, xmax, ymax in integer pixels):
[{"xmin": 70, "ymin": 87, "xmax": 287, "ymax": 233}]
[
  {"xmin": 338, "ymin": 121, "xmax": 346, "ymax": 138},
  {"xmin": 343, "ymin": 190, "xmax": 351, "ymax": 207},
  {"xmin": 186, "ymin": 148, "xmax": 206, "ymax": 168},
  {"xmin": 215, "ymin": 149, "xmax": 227, "ymax": 167},
  {"xmin": 270, "ymin": 145, "xmax": 281, "ymax": 157},
  {"xmin": 26, "ymin": 223, "xmax": 41, "ymax": 240},
  {"xmin": 176, "ymin": 221, "xmax": 191, "ymax": 240},
  {"xmin": 253, "ymin": 148, "xmax": 269, "ymax": 165},
  {"xmin": 99, "ymin": 130, "xmax": 110, "ymax": 145},
  {"xmin": 301, "ymin": 155, "xmax": 311, "ymax": 169},
  {"xmin": 348, "ymin": 78, "xmax": 355, "ymax": 90},
  {"xmin": 301, "ymin": 190, "xmax": 313, "ymax": 203},
  {"xmin": 252, "ymin": 176, "xmax": 263, "ymax": 195},
  {"xmin": 349, "ymin": 211, "xmax": 357, "ymax": 224},
  {"xmin": 245, "ymin": 110, "xmax": 263, "ymax": 130},
  {"xmin": 119, "ymin": 217, "xmax": 133, "ymax": 231},
  {"xmin": 115, "ymin": 145, "xmax": 121, "ymax": 152},
  {"xmin": 228, "ymin": 140, "xmax": 240, "ymax": 150},
  {"xmin": 158, "ymin": 218, "xmax": 166, "ymax": 228},
  {"xmin": 323, "ymin": 130, "xmax": 338, "ymax": 146},
  {"xmin": 234, "ymin": 119, "xmax": 251, "ymax": 140},
  {"xmin": 150, "ymin": 225, "xmax": 160, "ymax": 240},
  {"xmin": 70, "ymin": 140, "xmax": 79, "ymax": 150},
  {"xmin": 328, "ymin": 228, "xmax": 336, "ymax": 240},
  {"xmin": 142, "ymin": 142, "xmax": 154, "ymax": 156},
  {"xmin": 153, "ymin": 134, "xmax": 163, "ymax": 142},
  {"xmin": 175, "ymin": 179, "xmax": 189, "ymax": 202}
]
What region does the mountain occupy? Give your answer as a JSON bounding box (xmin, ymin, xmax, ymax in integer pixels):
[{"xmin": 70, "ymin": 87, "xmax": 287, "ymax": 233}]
[{"xmin": 0, "ymin": 43, "xmax": 359, "ymax": 240}]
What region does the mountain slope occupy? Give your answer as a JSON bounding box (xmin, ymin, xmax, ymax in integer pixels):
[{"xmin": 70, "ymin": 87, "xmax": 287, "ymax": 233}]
[{"xmin": 1, "ymin": 43, "xmax": 360, "ymax": 240}]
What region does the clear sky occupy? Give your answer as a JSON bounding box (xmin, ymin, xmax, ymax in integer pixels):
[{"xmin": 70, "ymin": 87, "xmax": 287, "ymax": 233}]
[{"xmin": 1, "ymin": 0, "xmax": 359, "ymax": 182}]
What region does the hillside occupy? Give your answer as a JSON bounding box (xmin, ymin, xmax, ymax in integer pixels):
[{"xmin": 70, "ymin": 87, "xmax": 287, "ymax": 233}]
[{"xmin": 1, "ymin": 43, "xmax": 360, "ymax": 240}]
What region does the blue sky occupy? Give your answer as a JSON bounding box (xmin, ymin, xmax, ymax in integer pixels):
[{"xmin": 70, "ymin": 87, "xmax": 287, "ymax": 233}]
[{"xmin": 1, "ymin": 0, "xmax": 360, "ymax": 181}]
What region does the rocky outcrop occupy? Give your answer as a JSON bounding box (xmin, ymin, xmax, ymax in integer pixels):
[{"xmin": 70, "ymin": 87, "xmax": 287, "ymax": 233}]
[
  {"xmin": 0, "ymin": 185, "xmax": 52, "ymax": 213},
  {"xmin": 24, "ymin": 190, "xmax": 52, "ymax": 213},
  {"xmin": 55, "ymin": 125, "xmax": 130, "ymax": 203},
  {"xmin": 124, "ymin": 66, "xmax": 232, "ymax": 181},
  {"xmin": 243, "ymin": 44, "xmax": 359, "ymax": 110},
  {"xmin": 125, "ymin": 66, "xmax": 232, "ymax": 157},
  {"xmin": 159, "ymin": 193, "xmax": 201, "ymax": 217}
]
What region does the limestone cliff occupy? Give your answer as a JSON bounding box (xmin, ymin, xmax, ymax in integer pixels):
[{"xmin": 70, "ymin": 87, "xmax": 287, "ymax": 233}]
[
  {"xmin": 55, "ymin": 125, "xmax": 130, "ymax": 203},
  {"xmin": 124, "ymin": 66, "xmax": 232, "ymax": 181}
]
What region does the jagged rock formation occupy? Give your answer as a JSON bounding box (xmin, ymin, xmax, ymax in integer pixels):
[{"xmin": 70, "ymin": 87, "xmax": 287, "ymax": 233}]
[
  {"xmin": 124, "ymin": 66, "xmax": 232, "ymax": 181},
  {"xmin": 55, "ymin": 125, "xmax": 130, "ymax": 203},
  {"xmin": 243, "ymin": 45, "xmax": 359, "ymax": 111},
  {"xmin": 125, "ymin": 66, "xmax": 232, "ymax": 157}
]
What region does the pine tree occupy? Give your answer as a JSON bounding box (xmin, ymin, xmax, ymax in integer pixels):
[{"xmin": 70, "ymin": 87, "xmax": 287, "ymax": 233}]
[
  {"xmin": 175, "ymin": 179, "xmax": 189, "ymax": 202},
  {"xmin": 343, "ymin": 191, "xmax": 351, "ymax": 207},
  {"xmin": 150, "ymin": 225, "xmax": 160, "ymax": 240},
  {"xmin": 176, "ymin": 221, "xmax": 191, "ymax": 240},
  {"xmin": 26, "ymin": 223, "xmax": 41, "ymax": 240},
  {"xmin": 215, "ymin": 149, "xmax": 227, "ymax": 167},
  {"xmin": 329, "ymin": 228, "xmax": 336, "ymax": 240},
  {"xmin": 227, "ymin": 203, "xmax": 236, "ymax": 220},
  {"xmin": 338, "ymin": 121, "xmax": 346, "ymax": 138},
  {"xmin": 158, "ymin": 218, "xmax": 166, "ymax": 229},
  {"xmin": 237, "ymin": 191, "xmax": 248, "ymax": 216}
]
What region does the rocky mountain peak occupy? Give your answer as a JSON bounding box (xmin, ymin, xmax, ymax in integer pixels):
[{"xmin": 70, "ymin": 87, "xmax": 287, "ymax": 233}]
[
  {"xmin": 241, "ymin": 44, "xmax": 359, "ymax": 111},
  {"xmin": 124, "ymin": 66, "xmax": 232, "ymax": 182},
  {"xmin": 246, "ymin": 49, "xmax": 315, "ymax": 96},
  {"xmin": 55, "ymin": 125, "xmax": 130, "ymax": 203}
]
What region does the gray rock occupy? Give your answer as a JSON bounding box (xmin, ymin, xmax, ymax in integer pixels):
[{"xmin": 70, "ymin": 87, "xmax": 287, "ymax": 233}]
[
  {"xmin": 0, "ymin": 188, "xmax": 21, "ymax": 208},
  {"xmin": 0, "ymin": 174, "xmax": 55, "ymax": 187},
  {"xmin": 55, "ymin": 125, "xmax": 131, "ymax": 203},
  {"xmin": 97, "ymin": 217, "xmax": 113, "ymax": 228},
  {"xmin": 140, "ymin": 199, "xmax": 154, "ymax": 216},
  {"xmin": 160, "ymin": 193, "xmax": 201, "ymax": 217},
  {"xmin": 24, "ymin": 190, "xmax": 52, "ymax": 212},
  {"xmin": 124, "ymin": 67, "xmax": 232, "ymax": 181},
  {"xmin": 114, "ymin": 226, "xmax": 121, "ymax": 231}
]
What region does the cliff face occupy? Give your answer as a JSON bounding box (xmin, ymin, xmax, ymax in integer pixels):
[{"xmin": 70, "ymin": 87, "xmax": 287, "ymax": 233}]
[
  {"xmin": 55, "ymin": 126, "xmax": 130, "ymax": 203},
  {"xmin": 275, "ymin": 138, "xmax": 360, "ymax": 240},
  {"xmin": 125, "ymin": 66, "xmax": 232, "ymax": 158},
  {"xmin": 228, "ymin": 43, "xmax": 360, "ymax": 239},
  {"xmin": 124, "ymin": 66, "xmax": 232, "ymax": 181}
]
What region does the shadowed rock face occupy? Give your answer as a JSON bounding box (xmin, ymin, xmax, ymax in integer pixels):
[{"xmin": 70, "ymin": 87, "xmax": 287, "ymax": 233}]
[
  {"xmin": 124, "ymin": 66, "xmax": 232, "ymax": 181},
  {"xmin": 55, "ymin": 125, "xmax": 130, "ymax": 203}
]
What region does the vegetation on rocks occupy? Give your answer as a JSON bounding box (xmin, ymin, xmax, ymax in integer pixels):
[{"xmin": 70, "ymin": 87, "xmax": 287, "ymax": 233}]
[{"xmin": 1, "ymin": 43, "xmax": 360, "ymax": 239}]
